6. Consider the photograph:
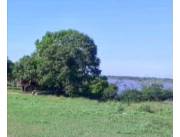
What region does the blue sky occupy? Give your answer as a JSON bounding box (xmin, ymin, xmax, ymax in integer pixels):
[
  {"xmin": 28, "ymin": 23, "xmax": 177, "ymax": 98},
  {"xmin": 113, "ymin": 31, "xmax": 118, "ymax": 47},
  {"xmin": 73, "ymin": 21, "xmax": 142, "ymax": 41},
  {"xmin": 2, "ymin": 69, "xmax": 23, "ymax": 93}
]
[{"xmin": 8, "ymin": 0, "xmax": 172, "ymax": 78}]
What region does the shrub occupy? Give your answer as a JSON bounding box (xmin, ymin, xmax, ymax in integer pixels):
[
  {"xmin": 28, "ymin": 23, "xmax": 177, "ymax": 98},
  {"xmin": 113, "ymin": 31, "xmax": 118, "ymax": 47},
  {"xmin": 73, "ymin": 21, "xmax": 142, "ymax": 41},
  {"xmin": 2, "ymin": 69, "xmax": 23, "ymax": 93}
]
[
  {"xmin": 89, "ymin": 77, "xmax": 109, "ymax": 98},
  {"xmin": 142, "ymin": 84, "xmax": 173, "ymax": 101},
  {"xmin": 161, "ymin": 90, "xmax": 173, "ymax": 100},
  {"xmin": 118, "ymin": 90, "xmax": 143, "ymax": 102},
  {"xmin": 102, "ymin": 84, "xmax": 117, "ymax": 100},
  {"xmin": 116, "ymin": 83, "xmax": 173, "ymax": 102}
]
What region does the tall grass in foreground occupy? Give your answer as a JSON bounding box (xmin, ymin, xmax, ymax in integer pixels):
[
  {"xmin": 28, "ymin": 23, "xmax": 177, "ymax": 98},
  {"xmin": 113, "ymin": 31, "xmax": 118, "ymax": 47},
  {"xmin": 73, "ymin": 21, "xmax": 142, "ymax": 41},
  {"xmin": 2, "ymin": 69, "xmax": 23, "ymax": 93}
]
[{"xmin": 8, "ymin": 89, "xmax": 172, "ymax": 137}]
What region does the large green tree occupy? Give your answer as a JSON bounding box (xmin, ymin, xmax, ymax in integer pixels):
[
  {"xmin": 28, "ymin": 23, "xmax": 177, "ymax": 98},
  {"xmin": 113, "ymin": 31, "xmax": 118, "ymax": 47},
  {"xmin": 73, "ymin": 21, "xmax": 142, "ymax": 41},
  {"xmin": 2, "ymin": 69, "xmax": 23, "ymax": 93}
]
[
  {"xmin": 35, "ymin": 30, "xmax": 101, "ymax": 95},
  {"xmin": 14, "ymin": 29, "xmax": 117, "ymax": 98}
]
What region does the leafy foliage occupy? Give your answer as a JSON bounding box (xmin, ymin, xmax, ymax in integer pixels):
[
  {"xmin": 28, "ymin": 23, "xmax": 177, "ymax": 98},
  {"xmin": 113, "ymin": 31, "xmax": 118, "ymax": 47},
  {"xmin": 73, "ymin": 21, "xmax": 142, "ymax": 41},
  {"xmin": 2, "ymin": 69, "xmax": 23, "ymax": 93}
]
[
  {"xmin": 7, "ymin": 58, "xmax": 14, "ymax": 81},
  {"xmin": 118, "ymin": 90, "xmax": 142, "ymax": 102},
  {"xmin": 35, "ymin": 30, "xmax": 102, "ymax": 95},
  {"xmin": 12, "ymin": 29, "xmax": 116, "ymax": 98},
  {"xmin": 102, "ymin": 84, "xmax": 117, "ymax": 100},
  {"xmin": 13, "ymin": 54, "xmax": 39, "ymax": 91},
  {"xmin": 9, "ymin": 30, "xmax": 172, "ymax": 101},
  {"xmin": 118, "ymin": 84, "xmax": 172, "ymax": 102},
  {"xmin": 88, "ymin": 77, "xmax": 109, "ymax": 98},
  {"xmin": 142, "ymin": 84, "xmax": 172, "ymax": 101}
]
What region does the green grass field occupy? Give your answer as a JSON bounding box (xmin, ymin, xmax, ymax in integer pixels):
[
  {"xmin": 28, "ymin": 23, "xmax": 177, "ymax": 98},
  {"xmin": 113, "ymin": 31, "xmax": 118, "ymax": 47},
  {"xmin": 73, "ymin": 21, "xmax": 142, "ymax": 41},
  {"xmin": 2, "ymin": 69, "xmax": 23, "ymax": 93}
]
[{"xmin": 8, "ymin": 89, "xmax": 172, "ymax": 137}]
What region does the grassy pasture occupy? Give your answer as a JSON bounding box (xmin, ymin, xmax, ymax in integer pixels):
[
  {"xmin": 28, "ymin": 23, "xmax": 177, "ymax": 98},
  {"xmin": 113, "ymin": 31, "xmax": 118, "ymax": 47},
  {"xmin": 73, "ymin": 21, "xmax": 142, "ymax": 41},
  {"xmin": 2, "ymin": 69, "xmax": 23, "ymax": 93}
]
[{"xmin": 8, "ymin": 89, "xmax": 172, "ymax": 137}]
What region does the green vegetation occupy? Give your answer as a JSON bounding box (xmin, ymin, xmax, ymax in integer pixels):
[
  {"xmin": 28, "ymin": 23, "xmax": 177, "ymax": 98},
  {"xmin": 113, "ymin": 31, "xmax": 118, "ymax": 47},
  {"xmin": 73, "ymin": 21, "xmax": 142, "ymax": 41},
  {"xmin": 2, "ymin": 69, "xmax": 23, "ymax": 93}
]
[
  {"xmin": 118, "ymin": 84, "xmax": 173, "ymax": 102},
  {"xmin": 7, "ymin": 29, "xmax": 172, "ymax": 101},
  {"xmin": 7, "ymin": 29, "xmax": 173, "ymax": 136},
  {"xmin": 8, "ymin": 89, "xmax": 172, "ymax": 137},
  {"xmin": 7, "ymin": 58, "xmax": 14, "ymax": 82},
  {"xmin": 8, "ymin": 29, "xmax": 117, "ymax": 99}
]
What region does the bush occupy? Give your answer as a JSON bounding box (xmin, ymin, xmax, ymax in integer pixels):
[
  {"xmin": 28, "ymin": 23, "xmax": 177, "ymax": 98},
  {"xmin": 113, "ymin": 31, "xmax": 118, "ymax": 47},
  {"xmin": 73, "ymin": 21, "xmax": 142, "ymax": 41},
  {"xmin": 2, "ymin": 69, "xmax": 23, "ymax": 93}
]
[
  {"xmin": 118, "ymin": 90, "xmax": 143, "ymax": 102},
  {"xmin": 161, "ymin": 90, "xmax": 173, "ymax": 100},
  {"xmin": 88, "ymin": 77, "xmax": 118, "ymax": 100},
  {"xmin": 142, "ymin": 84, "xmax": 173, "ymax": 101},
  {"xmin": 89, "ymin": 77, "xmax": 109, "ymax": 98},
  {"xmin": 102, "ymin": 84, "xmax": 117, "ymax": 100},
  {"xmin": 116, "ymin": 84, "xmax": 173, "ymax": 102}
]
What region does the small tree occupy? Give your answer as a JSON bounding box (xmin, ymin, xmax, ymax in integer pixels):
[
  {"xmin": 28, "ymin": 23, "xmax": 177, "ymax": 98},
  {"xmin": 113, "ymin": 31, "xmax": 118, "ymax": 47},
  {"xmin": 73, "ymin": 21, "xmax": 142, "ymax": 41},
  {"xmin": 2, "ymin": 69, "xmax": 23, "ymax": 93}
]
[
  {"xmin": 13, "ymin": 54, "xmax": 39, "ymax": 91},
  {"xmin": 7, "ymin": 58, "xmax": 14, "ymax": 82}
]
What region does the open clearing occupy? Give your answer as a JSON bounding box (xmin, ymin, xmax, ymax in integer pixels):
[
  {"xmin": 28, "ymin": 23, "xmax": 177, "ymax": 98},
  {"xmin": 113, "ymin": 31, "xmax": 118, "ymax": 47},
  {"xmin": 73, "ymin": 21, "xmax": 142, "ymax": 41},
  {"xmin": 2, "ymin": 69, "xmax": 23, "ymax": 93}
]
[{"xmin": 8, "ymin": 89, "xmax": 172, "ymax": 137}]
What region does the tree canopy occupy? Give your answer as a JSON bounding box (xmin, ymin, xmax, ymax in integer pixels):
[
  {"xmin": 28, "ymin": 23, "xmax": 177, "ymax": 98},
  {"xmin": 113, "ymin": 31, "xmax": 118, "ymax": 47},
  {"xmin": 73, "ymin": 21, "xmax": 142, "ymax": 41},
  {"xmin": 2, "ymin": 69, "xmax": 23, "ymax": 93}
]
[
  {"xmin": 8, "ymin": 29, "xmax": 172, "ymax": 101},
  {"xmin": 12, "ymin": 29, "xmax": 117, "ymax": 98}
]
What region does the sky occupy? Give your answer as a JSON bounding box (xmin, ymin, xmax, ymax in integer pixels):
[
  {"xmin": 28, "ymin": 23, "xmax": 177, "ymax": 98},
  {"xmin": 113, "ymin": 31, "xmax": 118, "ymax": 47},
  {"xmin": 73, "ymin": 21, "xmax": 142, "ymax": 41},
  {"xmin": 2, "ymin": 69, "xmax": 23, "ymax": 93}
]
[{"xmin": 8, "ymin": 0, "xmax": 172, "ymax": 78}]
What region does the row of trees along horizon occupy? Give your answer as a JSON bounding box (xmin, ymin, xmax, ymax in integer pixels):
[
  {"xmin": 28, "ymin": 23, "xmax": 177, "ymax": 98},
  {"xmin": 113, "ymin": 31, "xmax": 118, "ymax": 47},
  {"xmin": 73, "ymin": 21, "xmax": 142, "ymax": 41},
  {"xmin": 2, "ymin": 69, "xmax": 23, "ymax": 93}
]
[{"xmin": 7, "ymin": 29, "xmax": 172, "ymax": 101}]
